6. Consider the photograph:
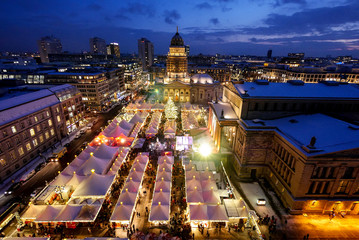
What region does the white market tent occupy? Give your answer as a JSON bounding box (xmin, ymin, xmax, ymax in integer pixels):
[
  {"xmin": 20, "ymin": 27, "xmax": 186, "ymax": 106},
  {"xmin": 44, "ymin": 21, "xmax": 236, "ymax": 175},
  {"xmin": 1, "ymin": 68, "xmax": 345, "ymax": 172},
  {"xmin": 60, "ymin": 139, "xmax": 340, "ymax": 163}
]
[
  {"xmin": 187, "ymin": 189, "xmax": 204, "ymax": 203},
  {"xmin": 132, "ymin": 138, "xmax": 146, "ymax": 149},
  {"xmin": 93, "ymin": 144, "xmax": 119, "ymax": 160},
  {"xmin": 129, "ymin": 113, "xmax": 145, "ymax": 125},
  {"xmin": 66, "ymin": 174, "xmax": 87, "ymax": 188},
  {"xmin": 152, "ymin": 191, "xmax": 170, "ymax": 205},
  {"xmin": 201, "ymin": 179, "xmax": 218, "ymax": 191},
  {"xmin": 156, "ymin": 171, "xmax": 172, "ymax": 182},
  {"xmin": 118, "ymin": 190, "xmax": 138, "ymax": 205},
  {"xmin": 54, "ymin": 204, "xmax": 83, "ymax": 222},
  {"xmin": 76, "ymin": 155, "xmax": 110, "ymax": 175},
  {"xmin": 34, "ymin": 205, "xmax": 64, "ymax": 222},
  {"xmin": 122, "ymin": 180, "xmax": 141, "ymax": 193},
  {"xmin": 154, "ymin": 180, "xmax": 171, "ymax": 192},
  {"xmin": 185, "ymin": 170, "xmax": 200, "ymax": 180},
  {"xmin": 158, "ymin": 156, "xmax": 174, "ymax": 165},
  {"xmin": 131, "ymin": 161, "xmax": 147, "ymax": 172},
  {"xmin": 149, "ymin": 203, "xmax": 170, "ymax": 222},
  {"xmin": 21, "ymin": 205, "xmax": 47, "ymax": 221},
  {"xmin": 189, "ymin": 205, "xmax": 208, "ymax": 221},
  {"xmin": 207, "ymin": 205, "xmax": 229, "ymax": 222},
  {"xmin": 75, "ymin": 205, "xmax": 101, "ymax": 222},
  {"xmin": 202, "ymin": 190, "xmax": 221, "ymax": 204},
  {"xmin": 118, "ymin": 120, "xmax": 134, "ymax": 131},
  {"xmin": 71, "ymin": 173, "xmax": 115, "ymax": 198},
  {"xmin": 146, "ymin": 126, "xmax": 158, "ymax": 136},
  {"xmin": 110, "ymin": 203, "xmax": 134, "ymax": 223},
  {"xmin": 158, "ymin": 162, "xmax": 172, "ymax": 172},
  {"xmin": 186, "ymin": 179, "xmax": 202, "ymax": 191},
  {"xmin": 103, "ymin": 125, "xmax": 131, "ymax": 138},
  {"xmin": 50, "ymin": 173, "xmax": 73, "ymax": 186},
  {"xmin": 127, "ymin": 171, "xmax": 144, "ymax": 183}
]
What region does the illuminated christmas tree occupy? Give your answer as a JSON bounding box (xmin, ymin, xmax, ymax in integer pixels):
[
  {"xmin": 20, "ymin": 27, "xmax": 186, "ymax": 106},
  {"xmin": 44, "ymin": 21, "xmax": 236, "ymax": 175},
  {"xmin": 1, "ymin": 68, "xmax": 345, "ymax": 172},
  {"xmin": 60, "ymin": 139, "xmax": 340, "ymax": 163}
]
[{"xmin": 165, "ymin": 97, "xmax": 178, "ymax": 119}]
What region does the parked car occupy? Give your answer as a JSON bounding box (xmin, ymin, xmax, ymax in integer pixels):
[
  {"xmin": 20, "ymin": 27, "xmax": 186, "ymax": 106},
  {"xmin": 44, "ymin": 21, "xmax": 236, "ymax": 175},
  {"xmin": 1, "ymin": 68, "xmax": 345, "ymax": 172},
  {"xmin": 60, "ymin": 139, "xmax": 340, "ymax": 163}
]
[{"xmin": 4, "ymin": 182, "xmax": 22, "ymax": 195}]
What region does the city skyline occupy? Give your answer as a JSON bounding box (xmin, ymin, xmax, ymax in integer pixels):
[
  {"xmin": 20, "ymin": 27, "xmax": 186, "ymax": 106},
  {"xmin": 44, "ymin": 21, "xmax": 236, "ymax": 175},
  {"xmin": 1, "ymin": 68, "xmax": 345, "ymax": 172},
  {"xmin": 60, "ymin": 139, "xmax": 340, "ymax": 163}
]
[{"xmin": 1, "ymin": 0, "xmax": 359, "ymax": 57}]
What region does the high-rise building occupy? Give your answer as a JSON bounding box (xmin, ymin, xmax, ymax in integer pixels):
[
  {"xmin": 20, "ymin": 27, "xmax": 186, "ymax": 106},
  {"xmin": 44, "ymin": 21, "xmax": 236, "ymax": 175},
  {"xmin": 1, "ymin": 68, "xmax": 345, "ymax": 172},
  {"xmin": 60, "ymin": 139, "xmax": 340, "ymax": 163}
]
[
  {"xmin": 267, "ymin": 49, "xmax": 272, "ymax": 59},
  {"xmin": 138, "ymin": 38, "xmax": 154, "ymax": 71},
  {"xmin": 89, "ymin": 37, "xmax": 107, "ymax": 54},
  {"xmin": 107, "ymin": 43, "xmax": 120, "ymax": 58},
  {"xmin": 37, "ymin": 36, "xmax": 62, "ymax": 63}
]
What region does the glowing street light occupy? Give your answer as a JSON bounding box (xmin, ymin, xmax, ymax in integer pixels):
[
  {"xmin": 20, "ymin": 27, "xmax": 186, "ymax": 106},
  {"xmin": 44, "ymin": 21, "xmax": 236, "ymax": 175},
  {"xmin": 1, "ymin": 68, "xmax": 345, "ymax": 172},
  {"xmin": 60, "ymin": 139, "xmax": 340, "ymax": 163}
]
[{"xmin": 199, "ymin": 143, "xmax": 212, "ymax": 157}]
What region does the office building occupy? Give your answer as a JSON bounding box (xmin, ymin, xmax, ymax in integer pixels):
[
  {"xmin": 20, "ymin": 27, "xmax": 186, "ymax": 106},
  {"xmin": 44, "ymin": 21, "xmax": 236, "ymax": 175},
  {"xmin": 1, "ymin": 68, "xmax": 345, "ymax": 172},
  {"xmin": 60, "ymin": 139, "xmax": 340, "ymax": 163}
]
[
  {"xmin": 89, "ymin": 37, "xmax": 107, "ymax": 55},
  {"xmin": 37, "ymin": 36, "xmax": 62, "ymax": 63},
  {"xmin": 138, "ymin": 38, "xmax": 154, "ymax": 71},
  {"xmin": 107, "ymin": 43, "xmax": 120, "ymax": 58}
]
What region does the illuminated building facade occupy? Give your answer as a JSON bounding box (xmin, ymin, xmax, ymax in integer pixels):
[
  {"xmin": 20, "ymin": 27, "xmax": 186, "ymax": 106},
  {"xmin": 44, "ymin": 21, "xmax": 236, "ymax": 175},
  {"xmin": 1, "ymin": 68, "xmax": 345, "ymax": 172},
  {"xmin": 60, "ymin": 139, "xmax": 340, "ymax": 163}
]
[
  {"xmin": 37, "ymin": 36, "xmax": 62, "ymax": 63},
  {"xmin": 209, "ymin": 80, "xmax": 359, "ymax": 213}
]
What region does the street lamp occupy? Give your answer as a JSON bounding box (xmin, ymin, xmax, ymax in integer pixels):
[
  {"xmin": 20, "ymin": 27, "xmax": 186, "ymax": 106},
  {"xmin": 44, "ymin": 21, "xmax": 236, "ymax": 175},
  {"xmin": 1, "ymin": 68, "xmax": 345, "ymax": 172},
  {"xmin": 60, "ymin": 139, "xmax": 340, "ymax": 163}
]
[{"xmin": 199, "ymin": 143, "xmax": 212, "ymax": 157}]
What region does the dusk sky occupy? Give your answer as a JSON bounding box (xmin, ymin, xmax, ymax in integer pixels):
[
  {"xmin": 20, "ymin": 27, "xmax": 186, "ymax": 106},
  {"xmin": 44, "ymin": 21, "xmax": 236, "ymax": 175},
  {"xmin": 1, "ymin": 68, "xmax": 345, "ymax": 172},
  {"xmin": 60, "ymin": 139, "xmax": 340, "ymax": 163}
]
[{"xmin": 1, "ymin": 0, "xmax": 359, "ymax": 57}]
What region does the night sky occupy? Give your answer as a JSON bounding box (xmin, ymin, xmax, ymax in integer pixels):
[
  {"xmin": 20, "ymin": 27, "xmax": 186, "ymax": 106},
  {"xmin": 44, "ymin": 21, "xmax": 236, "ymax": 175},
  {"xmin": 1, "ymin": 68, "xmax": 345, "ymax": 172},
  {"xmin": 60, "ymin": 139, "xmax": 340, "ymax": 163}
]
[{"xmin": 1, "ymin": 0, "xmax": 359, "ymax": 57}]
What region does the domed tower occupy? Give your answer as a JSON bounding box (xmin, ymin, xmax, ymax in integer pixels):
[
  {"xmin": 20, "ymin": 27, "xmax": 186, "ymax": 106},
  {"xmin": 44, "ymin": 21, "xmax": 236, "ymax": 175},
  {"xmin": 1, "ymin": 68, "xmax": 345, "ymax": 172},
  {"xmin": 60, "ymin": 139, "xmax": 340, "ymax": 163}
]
[{"xmin": 164, "ymin": 27, "xmax": 189, "ymax": 84}]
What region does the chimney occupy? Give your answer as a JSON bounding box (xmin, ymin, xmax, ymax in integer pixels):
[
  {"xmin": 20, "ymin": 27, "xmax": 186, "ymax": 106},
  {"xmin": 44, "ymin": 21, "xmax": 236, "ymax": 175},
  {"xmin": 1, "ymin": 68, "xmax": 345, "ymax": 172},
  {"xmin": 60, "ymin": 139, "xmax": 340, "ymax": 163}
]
[{"xmin": 308, "ymin": 136, "xmax": 316, "ymax": 149}]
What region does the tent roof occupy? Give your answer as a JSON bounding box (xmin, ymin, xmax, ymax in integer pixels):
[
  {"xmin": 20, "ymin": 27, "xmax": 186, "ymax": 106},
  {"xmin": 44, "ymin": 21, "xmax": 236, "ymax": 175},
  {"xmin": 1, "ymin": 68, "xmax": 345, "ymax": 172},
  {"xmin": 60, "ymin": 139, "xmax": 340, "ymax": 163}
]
[
  {"xmin": 21, "ymin": 205, "xmax": 47, "ymax": 220},
  {"xmin": 158, "ymin": 156, "xmax": 174, "ymax": 164},
  {"xmin": 185, "ymin": 170, "xmax": 200, "ymax": 180},
  {"xmin": 75, "ymin": 205, "xmax": 101, "ymax": 222},
  {"xmin": 149, "ymin": 204, "xmax": 170, "ymax": 222},
  {"xmin": 66, "ymin": 173, "xmax": 87, "ymax": 188},
  {"xmin": 201, "ymin": 179, "xmax": 218, "ymax": 191},
  {"xmin": 207, "ymin": 205, "xmax": 229, "ymax": 221},
  {"xmin": 104, "ymin": 125, "xmax": 130, "ymax": 138},
  {"xmin": 55, "ymin": 204, "xmax": 83, "ymax": 222},
  {"xmin": 122, "ymin": 180, "xmax": 140, "ymax": 193},
  {"xmin": 187, "ymin": 189, "xmax": 204, "ymax": 203},
  {"xmin": 158, "ymin": 162, "xmax": 172, "ymax": 172},
  {"xmin": 118, "ymin": 190, "xmax": 137, "ymax": 205},
  {"xmin": 127, "ymin": 171, "xmax": 144, "ymax": 183},
  {"xmin": 76, "ymin": 155, "xmax": 110, "ymax": 175},
  {"xmin": 71, "ymin": 173, "xmax": 115, "ymax": 197},
  {"xmin": 152, "ymin": 191, "xmax": 170, "ymax": 205},
  {"xmin": 132, "ymin": 138, "xmax": 146, "ymax": 149},
  {"xmin": 131, "ymin": 161, "xmax": 147, "ymax": 172},
  {"xmin": 70, "ymin": 157, "xmax": 87, "ymax": 167},
  {"xmin": 146, "ymin": 126, "xmax": 158, "ymax": 134},
  {"xmin": 110, "ymin": 204, "xmax": 134, "ymax": 222},
  {"xmin": 50, "ymin": 173, "xmax": 72, "ymax": 186},
  {"xmin": 129, "ymin": 113, "xmax": 145, "ymax": 124},
  {"xmin": 189, "ymin": 205, "xmax": 208, "ymax": 221},
  {"xmin": 156, "ymin": 171, "xmax": 172, "ymax": 182},
  {"xmin": 154, "ymin": 180, "xmax": 171, "ymax": 192},
  {"xmin": 35, "ymin": 205, "xmax": 64, "ymax": 222},
  {"xmin": 119, "ymin": 120, "xmax": 134, "ymax": 130},
  {"xmin": 203, "ymin": 190, "xmax": 221, "ymax": 204},
  {"xmin": 186, "ymin": 179, "xmax": 202, "ymax": 191},
  {"xmin": 93, "ymin": 143, "xmax": 119, "ymax": 159}
]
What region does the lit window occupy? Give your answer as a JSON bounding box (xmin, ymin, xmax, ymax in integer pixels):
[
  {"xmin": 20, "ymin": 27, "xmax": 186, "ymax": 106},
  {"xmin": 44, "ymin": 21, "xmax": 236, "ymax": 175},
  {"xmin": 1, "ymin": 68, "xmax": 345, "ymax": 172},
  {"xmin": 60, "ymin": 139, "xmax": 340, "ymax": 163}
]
[
  {"xmin": 39, "ymin": 135, "xmax": 44, "ymax": 143},
  {"xmin": 46, "ymin": 111, "xmax": 49, "ymax": 117},
  {"xmin": 50, "ymin": 128, "xmax": 55, "ymax": 136},
  {"xmin": 11, "ymin": 126, "xmax": 17, "ymax": 133},
  {"xmin": 30, "ymin": 128, "xmax": 35, "ymax": 136},
  {"xmin": 56, "ymin": 107, "xmax": 59, "ymax": 113},
  {"xmin": 0, "ymin": 158, "xmax": 6, "ymax": 166},
  {"xmin": 18, "ymin": 147, "xmax": 24, "ymax": 156},
  {"xmin": 57, "ymin": 115, "xmax": 61, "ymax": 123},
  {"xmin": 34, "ymin": 116, "xmax": 38, "ymax": 122},
  {"xmin": 45, "ymin": 131, "xmax": 49, "ymax": 139},
  {"xmin": 48, "ymin": 119, "xmax": 52, "ymax": 126},
  {"xmin": 26, "ymin": 142, "xmax": 31, "ymax": 151},
  {"xmin": 37, "ymin": 125, "xmax": 41, "ymax": 132},
  {"xmin": 32, "ymin": 139, "xmax": 38, "ymax": 147}
]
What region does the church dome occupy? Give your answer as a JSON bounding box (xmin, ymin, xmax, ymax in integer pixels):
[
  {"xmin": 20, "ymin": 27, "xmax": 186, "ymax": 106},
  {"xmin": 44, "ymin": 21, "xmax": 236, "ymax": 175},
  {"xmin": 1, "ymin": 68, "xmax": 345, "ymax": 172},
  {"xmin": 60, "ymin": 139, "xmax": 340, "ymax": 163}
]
[
  {"xmin": 170, "ymin": 32, "xmax": 184, "ymax": 46},
  {"xmin": 191, "ymin": 74, "xmax": 214, "ymax": 84}
]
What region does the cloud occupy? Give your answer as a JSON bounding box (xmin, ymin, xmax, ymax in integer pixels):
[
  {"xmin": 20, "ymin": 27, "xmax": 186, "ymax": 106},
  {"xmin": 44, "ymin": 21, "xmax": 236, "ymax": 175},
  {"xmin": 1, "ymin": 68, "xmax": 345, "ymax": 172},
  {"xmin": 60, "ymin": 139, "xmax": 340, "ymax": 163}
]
[
  {"xmin": 87, "ymin": 3, "xmax": 102, "ymax": 11},
  {"xmin": 273, "ymin": 0, "xmax": 306, "ymax": 7},
  {"xmin": 125, "ymin": 2, "xmax": 156, "ymax": 18},
  {"xmin": 195, "ymin": 2, "xmax": 213, "ymax": 9},
  {"xmin": 209, "ymin": 18, "xmax": 219, "ymax": 25},
  {"xmin": 163, "ymin": 10, "xmax": 181, "ymax": 25},
  {"xmin": 221, "ymin": 7, "xmax": 232, "ymax": 12}
]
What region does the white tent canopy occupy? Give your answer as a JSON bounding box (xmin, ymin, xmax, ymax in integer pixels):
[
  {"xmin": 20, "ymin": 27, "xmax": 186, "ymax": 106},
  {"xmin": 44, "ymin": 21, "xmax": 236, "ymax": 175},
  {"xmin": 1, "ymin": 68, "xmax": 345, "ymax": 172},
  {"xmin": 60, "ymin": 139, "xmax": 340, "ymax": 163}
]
[
  {"xmin": 34, "ymin": 205, "xmax": 64, "ymax": 222},
  {"xmin": 21, "ymin": 205, "xmax": 47, "ymax": 220},
  {"xmin": 207, "ymin": 205, "xmax": 229, "ymax": 222},
  {"xmin": 118, "ymin": 190, "xmax": 137, "ymax": 205},
  {"xmin": 158, "ymin": 156, "xmax": 174, "ymax": 164},
  {"xmin": 75, "ymin": 205, "xmax": 101, "ymax": 222},
  {"xmin": 76, "ymin": 155, "xmax": 110, "ymax": 176},
  {"xmin": 156, "ymin": 171, "xmax": 172, "ymax": 182},
  {"xmin": 55, "ymin": 204, "xmax": 83, "ymax": 222},
  {"xmin": 93, "ymin": 144, "xmax": 119, "ymax": 160},
  {"xmin": 149, "ymin": 204, "xmax": 170, "ymax": 222},
  {"xmin": 154, "ymin": 180, "xmax": 171, "ymax": 192},
  {"xmin": 189, "ymin": 205, "xmax": 208, "ymax": 221},
  {"xmin": 110, "ymin": 203, "xmax": 134, "ymax": 222},
  {"xmin": 187, "ymin": 189, "xmax": 204, "ymax": 203},
  {"xmin": 71, "ymin": 173, "xmax": 115, "ymax": 198},
  {"xmin": 152, "ymin": 191, "xmax": 170, "ymax": 205}
]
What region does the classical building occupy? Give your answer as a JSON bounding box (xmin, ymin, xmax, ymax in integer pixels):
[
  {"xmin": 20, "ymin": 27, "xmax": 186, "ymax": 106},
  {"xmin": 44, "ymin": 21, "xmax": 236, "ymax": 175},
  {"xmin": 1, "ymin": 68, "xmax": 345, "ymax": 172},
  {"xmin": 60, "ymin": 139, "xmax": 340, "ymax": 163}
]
[
  {"xmin": 0, "ymin": 84, "xmax": 83, "ymax": 182},
  {"xmin": 208, "ymin": 80, "xmax": 359, "ymax": 213},
  {"xmin": 157, "ymin": 29, "xmax": 221, "ymax": 104}
]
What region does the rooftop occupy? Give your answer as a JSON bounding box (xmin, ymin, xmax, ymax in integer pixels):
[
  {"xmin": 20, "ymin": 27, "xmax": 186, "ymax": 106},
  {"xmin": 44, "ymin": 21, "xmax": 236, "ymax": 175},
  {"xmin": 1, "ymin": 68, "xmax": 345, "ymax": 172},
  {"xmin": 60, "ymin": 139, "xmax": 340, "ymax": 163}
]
[
  {"xmin": 209, "ymin": 102, "xmax": 238, "ymax": 121},
  {"xmin": 243, "ymin": 113, "xmax": 359, "ymax": 156},
  {"xmin": 234, "ymin": 81, "xmax": 359, "ymax": 99}
]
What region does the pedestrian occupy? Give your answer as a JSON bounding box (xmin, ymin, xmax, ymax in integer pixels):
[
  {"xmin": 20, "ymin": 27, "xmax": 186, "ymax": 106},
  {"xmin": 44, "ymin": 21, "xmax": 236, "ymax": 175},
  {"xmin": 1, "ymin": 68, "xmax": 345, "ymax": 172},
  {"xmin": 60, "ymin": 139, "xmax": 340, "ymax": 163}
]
[
  {"xmin": 192, "ymin": 233, "xmax": 195, "ymax": 239},
  {"xmin": 228, "ymin": 226, "xmax": 231, "ymax": 232},
  {"xmin": 307, "ymin": 233, "xmax": 309, "ymax": 239},
  {"xmin": 207, "ymin": 230, "xmax": 209, "ymax": 238}
]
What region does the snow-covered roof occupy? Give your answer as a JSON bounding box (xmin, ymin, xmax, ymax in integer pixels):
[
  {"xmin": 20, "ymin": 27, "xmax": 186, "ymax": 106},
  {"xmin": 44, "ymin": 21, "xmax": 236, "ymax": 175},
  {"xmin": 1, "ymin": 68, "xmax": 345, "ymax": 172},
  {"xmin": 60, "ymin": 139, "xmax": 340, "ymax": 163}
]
[
  {"xmin": 244, "ymin": 113, "xmax": 359, "ymax": 156},
  {"xmin": 210, "ymin": 102, "xmax": 238, "ymax": 121},
  {"xmin": 234, "ymin": 81, "xmax": 359, "ymax": 99}
]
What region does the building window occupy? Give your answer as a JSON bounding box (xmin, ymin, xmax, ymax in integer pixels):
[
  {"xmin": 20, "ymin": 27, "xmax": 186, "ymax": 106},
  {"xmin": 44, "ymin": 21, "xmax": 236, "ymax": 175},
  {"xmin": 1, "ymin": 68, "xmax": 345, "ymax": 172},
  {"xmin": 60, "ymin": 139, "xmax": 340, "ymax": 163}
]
[
  {"xmin": 18, "ymin": 147, "xmax": 24, "ymax": 156},
  {"xmin": 30, "ymin": 128, "xmax": 35, "ymax": 136},
  {"xmin": 11, "ymin": 126, "xmax": 17, "ymax": 133},
  {"xmin": 36, "ymin": 125, "xmax": 41, "ymax": 132},
  {"xmin": 57, "ymin": 115, "xmax": 61, "ymax": 123},
  {"xmin": 9, "ymin": 151, "xmax": 16, "ymax": 160},
  {"xmin": 336, "ymin": 180, "xmax": 349, "ymax": 194},
  {"xmin": 15, "ymin": 137, "xmax": 20, "ymax": 145},
  {"xmin": 22, "ymin": 132, "xmax": 28, "ymax": 139},
  {"xmin": 50, "ymin": 128, "xmax": 55, "ymax": 136},
  {"xmin": 46, "ymin": 111, "xmax": 50, "ymax": 117},
  {"xmin": 0, "ymin": 158, "xmax": 6, "ymax": 166},
  {"xmin": 21, "ymin": 122, "xmax": 25, "ymax": 129},
  {"xmin": 26, "ymin": 142, "xmax": 31, "ymax": 151},
  {"xmin": 6, "ymin": 142, "xmax": 12, "ymax": 149},
  {"xmin": 48, "ymin": 119, "xmax": 52, "ymax": 126},
  {"xmin": 3, "ymin": 130, "xmax": 8, "ymax": 137},
  {"xmin": 56, "ymin": 107, "xmax": 59, "ymax": 113},
  {"xmin": 45, "ymin": 131, "xmax": 49, "ymax": 139},
  {"xmin": 28, "ymin": 119, "xmax": 32, "ymax": 125},
  {"xmin": 34, "ymin": 116, "xmax": 38, "ymax": 122},
  {"xmin": 39, "ymin": 135, "xmax": 44, "ymax": 143},
  {"xmin": 32, "ymin": 139, "xmax": 38, "ymax": 147}
]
